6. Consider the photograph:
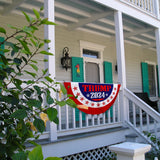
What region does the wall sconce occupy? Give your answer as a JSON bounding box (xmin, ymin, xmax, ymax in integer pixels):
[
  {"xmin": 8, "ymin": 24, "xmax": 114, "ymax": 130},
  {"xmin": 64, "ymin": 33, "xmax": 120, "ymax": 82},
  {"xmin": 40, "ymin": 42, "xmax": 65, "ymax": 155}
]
[{"xmin": 61, "ymin": 47, "xmax": 71, "ymax": 71}]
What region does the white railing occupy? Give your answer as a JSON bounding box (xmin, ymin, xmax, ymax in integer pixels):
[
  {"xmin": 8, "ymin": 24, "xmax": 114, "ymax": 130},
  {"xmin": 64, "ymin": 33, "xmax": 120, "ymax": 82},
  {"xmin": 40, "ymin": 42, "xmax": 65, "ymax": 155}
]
[
  {"xmin": 56, "ymin": 90, "xmax": 122, "ymax": 137},
  {"xmin": 124, "ymin": 88, "xmax": 160, "ymax": 149},
  {"xmin": 120, "ymin": 0, "xmax": 159, "ymax": 17}
]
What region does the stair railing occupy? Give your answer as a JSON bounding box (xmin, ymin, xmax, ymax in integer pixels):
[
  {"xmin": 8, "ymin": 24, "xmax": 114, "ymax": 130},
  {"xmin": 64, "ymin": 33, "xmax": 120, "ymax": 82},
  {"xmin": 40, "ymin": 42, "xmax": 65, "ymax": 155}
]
[{"xmin": 124, "ymin": 88, "xmax": 160, "ymax": 149}]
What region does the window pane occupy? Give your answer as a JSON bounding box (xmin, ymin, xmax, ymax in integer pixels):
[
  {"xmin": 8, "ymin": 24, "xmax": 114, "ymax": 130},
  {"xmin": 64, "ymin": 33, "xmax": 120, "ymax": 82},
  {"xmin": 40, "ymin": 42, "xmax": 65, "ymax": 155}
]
[
  {"xmin": 85, "ymin": 62, "xmax": 100, "ymax": 83},
  {"xmin": 83, "ymin": 49, "xmax": 99, "ymax": 58},
  {"xmin": 148, "ymin": 64, "xmax": 156, "ymax": 96}
]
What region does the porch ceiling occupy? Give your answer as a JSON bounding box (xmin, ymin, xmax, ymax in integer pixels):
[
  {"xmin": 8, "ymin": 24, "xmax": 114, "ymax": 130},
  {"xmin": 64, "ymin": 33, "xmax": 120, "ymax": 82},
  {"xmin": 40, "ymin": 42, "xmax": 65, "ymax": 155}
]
[{"xmin": 0, "ymin": 0, "xmax": 156, "ymax": 50}]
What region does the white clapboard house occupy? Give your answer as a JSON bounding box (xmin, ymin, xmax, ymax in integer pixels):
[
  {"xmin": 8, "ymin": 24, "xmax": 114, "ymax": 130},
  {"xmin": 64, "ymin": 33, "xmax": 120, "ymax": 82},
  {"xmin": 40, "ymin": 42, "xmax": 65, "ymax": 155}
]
[{"xmin": 1, "ymin": 0, "xmax": 160, "ymax": 159}]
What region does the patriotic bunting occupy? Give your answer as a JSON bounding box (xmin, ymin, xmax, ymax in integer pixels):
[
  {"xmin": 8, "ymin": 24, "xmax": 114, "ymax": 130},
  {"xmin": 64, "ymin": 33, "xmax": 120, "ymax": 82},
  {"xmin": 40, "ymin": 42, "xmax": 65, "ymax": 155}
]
[{"xmin": 64, "ymin": 82, "xmax": 121, "ymax": 115}]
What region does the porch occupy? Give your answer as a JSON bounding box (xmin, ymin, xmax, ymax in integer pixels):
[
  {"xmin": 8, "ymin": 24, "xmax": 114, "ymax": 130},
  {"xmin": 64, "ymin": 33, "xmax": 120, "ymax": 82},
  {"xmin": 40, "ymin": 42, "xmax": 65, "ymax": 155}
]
[{"xmin": 1, "ymin": 0, "xmax": 160, "ymax": 159}]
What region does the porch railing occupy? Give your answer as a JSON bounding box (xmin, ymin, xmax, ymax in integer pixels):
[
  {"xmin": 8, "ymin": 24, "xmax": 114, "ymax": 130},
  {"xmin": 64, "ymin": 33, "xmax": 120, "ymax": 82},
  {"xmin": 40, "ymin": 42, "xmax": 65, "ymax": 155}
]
[
  {"xmin": 56, "ymin": 90, "xmax": 122, "ymax": 137},
  {"xmin": 120, "ymin": 0, "xmax": 159, "ymax": 17},
  {"xmin": 124, "ymin": 88, "xmax": 160, "ymax": 149}
]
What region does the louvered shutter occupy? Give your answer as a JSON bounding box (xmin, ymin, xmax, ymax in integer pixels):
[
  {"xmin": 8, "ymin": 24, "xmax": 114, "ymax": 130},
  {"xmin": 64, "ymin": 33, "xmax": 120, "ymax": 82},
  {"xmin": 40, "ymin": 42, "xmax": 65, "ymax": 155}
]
[
  {"xmin": 104, "ymin": 61, "xmax": 113, "ymax": 117},
  {"xmin": 141, "ymin": 62, "xmax": 149, "ymax": 96},
  {"xmin": 71, "ymin": 57, "xmax": 85, "ymax": 121}
]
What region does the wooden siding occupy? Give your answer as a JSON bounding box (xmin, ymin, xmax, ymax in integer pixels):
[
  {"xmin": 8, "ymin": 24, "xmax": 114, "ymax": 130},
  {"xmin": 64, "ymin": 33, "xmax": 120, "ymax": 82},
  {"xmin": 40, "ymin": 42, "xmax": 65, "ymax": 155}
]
[{"xmin": 1, "ymin": 14, "xmax": 157, "ymax": 92}]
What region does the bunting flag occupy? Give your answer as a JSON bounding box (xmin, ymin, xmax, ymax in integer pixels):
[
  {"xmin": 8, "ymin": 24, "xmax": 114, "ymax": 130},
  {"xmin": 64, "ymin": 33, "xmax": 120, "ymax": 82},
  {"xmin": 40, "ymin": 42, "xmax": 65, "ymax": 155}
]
[{"xmin": 64, "ymin": 82, "xmax": 121, "ymax": 115}]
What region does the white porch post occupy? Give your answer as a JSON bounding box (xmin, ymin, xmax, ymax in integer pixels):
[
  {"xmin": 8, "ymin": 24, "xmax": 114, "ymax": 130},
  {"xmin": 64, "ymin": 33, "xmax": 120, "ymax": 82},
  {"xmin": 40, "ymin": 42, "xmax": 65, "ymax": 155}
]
[
  {"xmin": 155, "ymin": 28, "xmax": 160, "ymax": 97},
  {"xmin": 153, "ymin": 0, "xmax": 160, "ymax": 19},
  {"xmin": 114, "ymin": 11, "xmax": 128, "ymax": 122},
  {"xmin": 44, "ymin": 0, "xmax": 57, "ymax": 141}
]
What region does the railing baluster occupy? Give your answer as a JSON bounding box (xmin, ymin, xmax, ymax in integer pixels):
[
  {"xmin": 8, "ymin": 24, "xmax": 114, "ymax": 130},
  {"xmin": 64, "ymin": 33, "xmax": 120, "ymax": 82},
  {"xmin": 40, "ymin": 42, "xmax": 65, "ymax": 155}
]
[
  {"xmin": 117, "ymin": 94, "xmax": 120, "ymax": 122},
  {"xmin": 144, "ymin": 0, "xmax": 146, "ymax": 10},
  {"xmin": 154, "ymin": 120, "xmax": 157, "ymax": 138},
  {"xmin": 146, "ymin": 113, "xmax": 149, "ymax": 132},
  {"xmin": 58, "ymin": 105, "xmax": 61, "ymax": 131},
  {"xmin": 79, "ymin": 111, "xmax": 82, "ymax": 128},
  {"xmin": 108, "ymin": 109, "xmax": 111, "ymax": 123},
  {"xmin": 86, "ymin": 114, "xmax": 89, "ymax": 127},
  {"xmin": 103, "ymin": 112, "xmax": 105, "ymax": 124},
  {"xmin": 73, "ymin": 108, "xmax": 76, "ymax": 129},
  {"xmin": 133, "ymin": 103, "xmax": 136, "ymax": 127},
  {"xmin": 139, "ymin": 108, "xmax": 143, "ymax": 132},
  {"xmin": 113, "ymin": 104, "xmax": 116, "ymax": 123},
  {"xmin": 66, "ymin": 105, "xmax": 69, "ymax": 130}
]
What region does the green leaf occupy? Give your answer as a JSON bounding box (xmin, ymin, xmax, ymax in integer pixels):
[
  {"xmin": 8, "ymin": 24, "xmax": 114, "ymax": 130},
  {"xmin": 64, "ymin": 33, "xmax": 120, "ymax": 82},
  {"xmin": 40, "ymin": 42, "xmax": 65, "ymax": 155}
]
[
  {"xmin": 14, "ymin": 58, "xmax": 22, "ymax": 65},
  {"xmin": 46, "ymin": 90, "xmax": 54, "ymax": 104},
  {"xmin": 40, "ymin": 19, "xmax": 56, "ymax": 25},
  {"xmin": 47, "ymin": 108, "xmax": 57, "ymax": 122},
  {"xmin": 7, "ymin": 24, "xmax": 18, "ymax": 29},
  {"xmin": 53, "ymin": 116, "xmax": 59, "ymax": 124},
  {"xmin": 60, "ymin": 83, "xmax": 67, "ymax": 94},
  {"xmin": 33, "ymin": 9, "xmax": 40, "ymax": 19},
  {"xmin": 30, "ymin": 64, "xmax": 38, "ymax": 72},
  {"xmin": 42, "ymin": 69, "xmax": 48, "ymax": 75},
  {"xmin": 66, "ymin": 99, "xmax": 77, "ymax": 108},
  {"xmin": 31, "ymin": 60, "xmax": 38, "ymax": 64},
  {"xmin": 27, "ymin": 99, "xmax": 41, "ymax": 108},
  {"xmin": 0, "ymin": 54, "xmax": 8, "ymax": 65},
  {"xmin": 12, "ymin": 151, "xmax": 27, "ymax": 160},
  {"xmin": 56, "ymin": 100, "xmax": 66, "ymax": 107},
  {"xmin": 18, "ymin": 40, "xmax": 31, "ymax": 53},
  {"xmin": 45, "ymin": 76, "xmax": 54, "ymax": 83},
  {"xmin": 22, "ymin": 56, "xmax": 28, "ymax": 64},
  {"xmin": 30, "ymin": 38, "xmax": 38, "ymax": 47},
  {"xmin": 10, "ymin": 109, "xmax": 27, "ymax": 119},
  {"xmin": 44, "ymin": 39, "xmax": 51, "ymax": 43},
  {"xmin": 13, "ymin": 78, "xmax": 22, "ymax": 90},
  {"xmin": 33, "ymin": 119, "xmax": 45, "ymax": 133},
  {"xmin": 22, "ymin": 11, "xmax": 32, "ymax": 22},
  {"xmin": 28, "ymin": 145, "xmax": 43, "ymax": 160},
  {"xmin": 40, "ymin": 51, "xmax": 53, "ymax": 55},
  {"xmin": 45, "ymin": 157, "xmax": 62, "ymax": 160},
  {"xmin": 33, "ymin": 85, "xmax": 41, "ymax": 94},
  {"xmin": 24, "ymin": 70, "xmax": 37, "ymax": 78},
  {"xmin": 0, "ymin": 27, "xmax": 6, "ymax": 34}
]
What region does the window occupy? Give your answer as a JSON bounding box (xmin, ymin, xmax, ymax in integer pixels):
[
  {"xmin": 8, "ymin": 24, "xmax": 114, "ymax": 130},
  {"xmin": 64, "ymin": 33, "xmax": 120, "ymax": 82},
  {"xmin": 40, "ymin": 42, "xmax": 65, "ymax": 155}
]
[
  {"xmin": 80, "ymin": 41, "xmax": 105, "ymax": 83},
  {"xmin": 148, "ymin": 64, "xmax": 156, "ymax": 97}
]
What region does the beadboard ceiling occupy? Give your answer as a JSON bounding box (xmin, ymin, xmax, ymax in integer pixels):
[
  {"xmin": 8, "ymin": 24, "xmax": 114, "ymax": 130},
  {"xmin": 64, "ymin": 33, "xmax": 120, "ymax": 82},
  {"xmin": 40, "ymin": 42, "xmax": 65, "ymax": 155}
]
[{"xmin": 0, "ymin": 0, "xmax": 157, "ymax": 50}]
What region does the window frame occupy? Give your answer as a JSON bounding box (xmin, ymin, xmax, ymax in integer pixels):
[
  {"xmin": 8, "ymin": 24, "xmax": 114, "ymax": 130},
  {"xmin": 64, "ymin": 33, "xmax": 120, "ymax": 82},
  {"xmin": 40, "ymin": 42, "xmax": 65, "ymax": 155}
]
[{"xmin": 80, "ymin": 40, "xmax": 105, "ymax": 83}]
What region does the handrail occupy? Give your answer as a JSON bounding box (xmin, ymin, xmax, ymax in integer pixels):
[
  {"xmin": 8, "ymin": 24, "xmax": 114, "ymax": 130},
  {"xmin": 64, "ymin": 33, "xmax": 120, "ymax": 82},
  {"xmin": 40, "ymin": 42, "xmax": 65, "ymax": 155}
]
[
  {"xmin": 124, "ymin": 88, "xmax": 160, "ymax": 121},
  {"xmin": 124, "ymin": 88, "xmax": 160, "ymax": 149}
]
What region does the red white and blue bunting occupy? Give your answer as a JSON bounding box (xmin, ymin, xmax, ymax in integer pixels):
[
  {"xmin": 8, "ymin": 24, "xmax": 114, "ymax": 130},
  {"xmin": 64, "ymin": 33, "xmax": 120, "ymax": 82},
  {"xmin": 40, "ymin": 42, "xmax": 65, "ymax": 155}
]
[{"xmin": 64, "ymin": 82, "xmax": 121, "ymax": 115}]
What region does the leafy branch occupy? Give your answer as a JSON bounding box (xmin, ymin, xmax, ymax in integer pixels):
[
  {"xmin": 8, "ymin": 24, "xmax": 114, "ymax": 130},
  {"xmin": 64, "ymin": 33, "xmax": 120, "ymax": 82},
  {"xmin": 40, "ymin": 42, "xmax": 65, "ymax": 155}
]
[{"xmin": 0, "ymin": 8, "xmax": 76, "ymax": 160}]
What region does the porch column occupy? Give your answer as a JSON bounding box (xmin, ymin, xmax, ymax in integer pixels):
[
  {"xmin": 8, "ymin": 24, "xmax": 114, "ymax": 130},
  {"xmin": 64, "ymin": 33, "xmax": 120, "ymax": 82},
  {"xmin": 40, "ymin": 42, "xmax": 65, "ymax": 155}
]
[
  {"xmin": 114, "ymin": 11, "xmax": 128, "ymax": 122},
  {"xmin": 155, "ymin": 28, "xmax": 160, "ymax": 97},
  {"xmin": 153, "ymin": 0, "xmax": 160, "ymax": 19},
  {"xmin": 44, "ymin": 0, "xmax": 57, "ymax": 141}
]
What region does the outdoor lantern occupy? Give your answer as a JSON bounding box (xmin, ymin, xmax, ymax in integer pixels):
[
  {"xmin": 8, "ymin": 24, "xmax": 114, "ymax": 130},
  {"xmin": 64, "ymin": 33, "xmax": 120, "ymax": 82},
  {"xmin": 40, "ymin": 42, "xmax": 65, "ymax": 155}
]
[{"xmin": 61, "ymin": 47, "xmax": 71, "ymax": 71}]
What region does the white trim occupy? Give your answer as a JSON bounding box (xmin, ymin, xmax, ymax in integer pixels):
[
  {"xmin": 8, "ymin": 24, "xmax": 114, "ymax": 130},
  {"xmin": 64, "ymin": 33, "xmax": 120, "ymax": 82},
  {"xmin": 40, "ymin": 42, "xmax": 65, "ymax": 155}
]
[
  {"xmin": 44, "ymin": 0, "xmax": 57, "ymax": 142},
  {"xmin": 80, "ymin": 41, "xmax": 105, "ymax": 83}
]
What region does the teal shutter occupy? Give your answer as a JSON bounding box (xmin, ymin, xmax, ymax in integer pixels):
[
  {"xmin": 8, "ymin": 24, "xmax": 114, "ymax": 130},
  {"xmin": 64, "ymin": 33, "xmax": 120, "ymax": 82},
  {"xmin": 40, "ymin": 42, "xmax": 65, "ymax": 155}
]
[
  {"xmin": 0, "ymin": 37, "xmax": 4, "ymax": 68},
  {"xmin": 156, "ymin": 65, "xmax": 160, "ymax": 97},
  {"xmin": 104, "ymin": 61, "xmax": 113, "ymax": 117},
  {"xmin": 104, "ymin": 61, "xmax": 113, "ymax": 83},
  {"xmin": 71, "ymin": 57, "xmax": 85, "ymax": 121},
  {"xmin": 141, "ymin": 62, "xmax": 149, "ymax": 96}
]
